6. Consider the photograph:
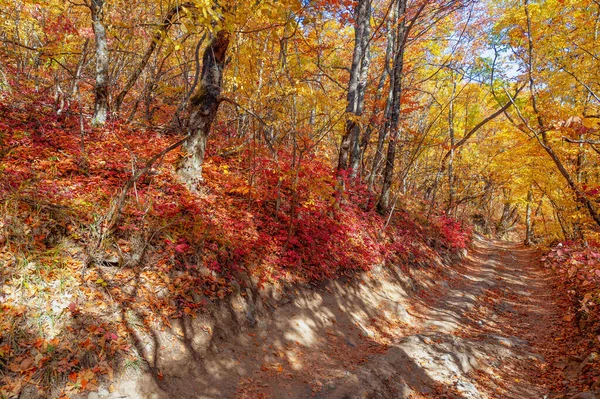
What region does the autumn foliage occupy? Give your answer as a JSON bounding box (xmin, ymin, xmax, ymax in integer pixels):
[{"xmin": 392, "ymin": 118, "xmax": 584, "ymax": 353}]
[
  {"xmin": 0, "ymin": 98, "xmax": 470, "ymax": 396},
  {"xmin": 3, "ymin": 0, "xmax": 600, "ymax": 396},
  {"xmin": 542, "ymin": 241, "xmax": 600, "ymax": 386}
]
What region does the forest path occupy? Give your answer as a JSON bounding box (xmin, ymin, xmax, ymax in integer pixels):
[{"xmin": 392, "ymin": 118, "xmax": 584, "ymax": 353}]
[
  {"xmin": 112, "ymin": 237, "xmax": 571, "ymax": 399},
  {"xmin": 298, "ymin": 236, "xmax": 567, "ymax": 399}
]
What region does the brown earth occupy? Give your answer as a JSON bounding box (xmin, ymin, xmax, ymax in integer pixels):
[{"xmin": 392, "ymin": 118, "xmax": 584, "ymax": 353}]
[{"xmin": 84, "ymin": 236, "xmax": 583, "ymax": 399}]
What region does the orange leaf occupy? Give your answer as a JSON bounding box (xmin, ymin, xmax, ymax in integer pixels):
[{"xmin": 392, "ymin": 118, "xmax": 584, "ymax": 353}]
[
  {"xmin": 563, "ymin": 314, "xmax": 574, "ymax": 322},
  {"xmin": 82, "ymin": 369, "xmax": 95, "ymax": 380},
  {"xmin": 18, "ymin": 357, "xmax": 34, "ymax": 372}
]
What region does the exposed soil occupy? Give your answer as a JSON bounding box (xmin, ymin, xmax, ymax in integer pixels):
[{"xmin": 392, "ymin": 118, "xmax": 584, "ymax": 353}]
[{"xmin": 95, "ymin": 236, "xmax": 578, "ymax": 399}]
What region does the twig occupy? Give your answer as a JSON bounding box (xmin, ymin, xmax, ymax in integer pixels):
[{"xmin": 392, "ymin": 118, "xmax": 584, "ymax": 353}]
[{"xmin": 106, "ymin": 135, "xmax": 189, "ymax": 231}]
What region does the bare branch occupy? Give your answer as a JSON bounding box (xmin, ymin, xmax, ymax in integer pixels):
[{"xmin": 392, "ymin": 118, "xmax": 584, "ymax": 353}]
[{"xmin": 562, "ymin": 137, "xmax": 600, "ymax": 145}]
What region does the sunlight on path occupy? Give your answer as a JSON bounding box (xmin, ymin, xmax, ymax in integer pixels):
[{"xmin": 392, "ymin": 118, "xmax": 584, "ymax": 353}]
[{"xmin": 107, "ymin": 237, "xmax": 567, "ymax": 399}]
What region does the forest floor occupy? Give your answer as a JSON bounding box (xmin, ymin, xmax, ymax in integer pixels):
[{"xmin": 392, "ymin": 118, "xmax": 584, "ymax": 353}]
[{"xmin": 98, "ymin": 236, "xmax": 588, "ymax": 399}]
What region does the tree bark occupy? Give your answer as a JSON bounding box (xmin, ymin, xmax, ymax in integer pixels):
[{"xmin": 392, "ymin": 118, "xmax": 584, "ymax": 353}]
[
  {"xmin": 377, "ymin": 0, "xmax": 408, "ymax": 214},
  {"xmin": 349, "ymin": 28, "xmax": 371, "ymax": 176},
  {"xmin": 71, "ymin": 39, "xmax": 90, "ymax": 100},
  {"xmin": 178, "ymin": 31, "xmax": 230, "ymax": 187},
  {"xmin": 367, "ymin": 14, "xmax": 396, "ymax": 191},
  {"xmin": 524, "ymin": 188, "xmax": 533, "ymax": 245},
  {"xmin": 338, "ymin": 0, "xmax": 371, "ymax": 179},
  {"xmin": 90, "ymin": 0, "xmax": 109, "ymax": 126},
  {"xmin": 446, "ymin": 80, "xmax": 456, "ymax": 214},
  {"xmin": 496, "ymin": 200, "xmax": 519, "ymax": 239}
]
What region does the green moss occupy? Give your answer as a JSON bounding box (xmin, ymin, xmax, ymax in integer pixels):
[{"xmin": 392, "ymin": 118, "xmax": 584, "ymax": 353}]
[{"xmin": 190, "ymin": 85, "xmax": 218, "ymax": 108}]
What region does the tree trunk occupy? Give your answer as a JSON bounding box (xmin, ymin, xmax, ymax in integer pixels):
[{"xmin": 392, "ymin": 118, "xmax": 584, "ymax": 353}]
[
  {"xmin": 178, "ymin": 30, "xmax": 230, "ymax": 187},
  {"xmin": 349, "ymin": 31, "xmax": 371, "ymax": 177},
  {"xmin": 524, "ymin": 188, "xmax": 533, "ymax": 245},
  {"xmin": 447, "ymin": 81, "xmax": 456, "ymax": 214},
  {"xmin": 338, "ymin": 0, "xmax": 371, "ymax": 178},
  {"xmin": 90, "ymin": 0, "xmax": 109, "ymax": 126},
  {"xmin": 367, "ymin": 15, "xmax": 395, "ymax": 191},
  {"xmin": 71, "ymin": 39, "xmax": 90, "ymax": 100},
  {"xmin": 496, "ymin": 201, "xmax": 519, "ymax": 239},
  {"xmin": 377, "ymin": 0, "xmax": 407, "ymax": 214},
  {"xmin": 573, "ymin": 133, "xmax": 586, "ymax": 238}
]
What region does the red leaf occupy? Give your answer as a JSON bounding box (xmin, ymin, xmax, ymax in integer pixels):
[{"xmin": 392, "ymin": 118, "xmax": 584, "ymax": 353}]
[{"xmin": 174, "ymin": 243, "xmax": 190, "ymax": 253}]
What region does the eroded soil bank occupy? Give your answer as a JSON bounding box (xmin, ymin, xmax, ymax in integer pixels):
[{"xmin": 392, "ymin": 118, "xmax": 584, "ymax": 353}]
[{"xmin": 99, "ymin": 237, "xmax": 580, "ymax": 399}]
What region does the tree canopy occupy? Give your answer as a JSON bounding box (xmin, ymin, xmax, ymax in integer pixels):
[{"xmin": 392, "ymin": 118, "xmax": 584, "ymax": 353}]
[{"xmin": 2, "ymin": 0, "xmax": 600, "ymax": 395}]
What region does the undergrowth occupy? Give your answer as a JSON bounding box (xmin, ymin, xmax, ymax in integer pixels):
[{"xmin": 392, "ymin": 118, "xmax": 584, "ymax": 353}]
[
  {"xmin": 0, "ymin": 99, "xmax": 471, "ymax": 397},
  {"xmin": 542, "ymin": 241, "xmax": 600, "ymax": 389}
]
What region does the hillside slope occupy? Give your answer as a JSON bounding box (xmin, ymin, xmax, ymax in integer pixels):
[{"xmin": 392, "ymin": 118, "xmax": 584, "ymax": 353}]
[
  {"xmin": 93, "ymin": 238, "xmax": 572, "ymax": 399},
  {"xmin": 0, "ymin": 104, "xmax": 469, "ymax": 398}
]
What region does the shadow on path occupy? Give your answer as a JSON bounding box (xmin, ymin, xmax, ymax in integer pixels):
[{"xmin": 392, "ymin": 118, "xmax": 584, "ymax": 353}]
[{"xmin": 109, "ymin": 236, "xmax": 561, "ymax": 399}]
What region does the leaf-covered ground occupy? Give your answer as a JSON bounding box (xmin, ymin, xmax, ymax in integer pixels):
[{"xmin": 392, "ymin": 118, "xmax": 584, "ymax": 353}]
[
  {"xmin": 74, "ymin": 237, "xmax": 595, "ymax": 398},
  {"xmin": 0, "ymin": 100, "xmax": 470, "ymax": 398},
  {"xmin": 541, "ymin": 242, "xmax": 600, "ymax": 392}
]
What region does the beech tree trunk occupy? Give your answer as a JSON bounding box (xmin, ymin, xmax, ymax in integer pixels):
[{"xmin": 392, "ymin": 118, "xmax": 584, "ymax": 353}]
[
  {"xmin": 367, "ymin": 14, "xmax": 395, "ymax": 191},
  {"xmin": 178, "ymin": 31, "xmax": 230, "ymax": 187},
  {"xmin": 496, "ymin": 199, "xmax": 519, "ymax": 239},
  {"xmin": 377, "ymin": 0, "xmax": 408, "ymax": 214},
  {"xmin": 338, "ymin": 0, "xmax": 371, "ymax": 179},
  {"xmin": 447, "ymin": 81, "xmax": 456, "ymax": 214},
  {"xmin": 524, "ymin": 188, "xmax": 533, "ymax": 245},
  {"xmin": 90, "ymin": 0, "xmax": 109, "ymax": 126}
]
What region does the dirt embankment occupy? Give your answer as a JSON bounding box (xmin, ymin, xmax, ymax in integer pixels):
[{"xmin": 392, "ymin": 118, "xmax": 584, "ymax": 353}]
[{"xmin": 84, "ymin": 237, "xmax": 582, "ymax": 399}]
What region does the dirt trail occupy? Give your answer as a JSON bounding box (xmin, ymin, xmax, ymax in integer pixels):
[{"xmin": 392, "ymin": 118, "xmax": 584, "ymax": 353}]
[
  {"xmin": 306, "ymin": 237, "xmax": 564, "ymax": 399},
  {"xmin": 110, "ymin": 236, "xmax": 567, "ymax": 399}
]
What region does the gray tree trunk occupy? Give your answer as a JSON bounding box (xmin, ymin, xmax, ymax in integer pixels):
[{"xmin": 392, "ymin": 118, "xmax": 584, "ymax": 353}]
[
  {"xmin": 496, "ymin": 201, "xmax": 519, "ymax": 239},
  {"xmin": 338, "ymin": 0, "xmax": 372, "ymax": 178},
  {"xmin": 178, "ymin": 31, "xmax": 230, "ymax": 187},
  {"xmin": 367, "ymin": 14, "xmax": 395, "ymax": 191},
  {"xmin": 90, "ymin": 0, "xmax": 109, "ymax": 126},
  {"xmin": 447, "ymin": 81, "xmax": 456, "ymax": 214},
  {"xmin": 377, "ymin": 0, "xmax": 408, "ymax": 214},
  {"xmin": 524, "ymin": 188, "xmax": 533, "ymax": 245}
]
